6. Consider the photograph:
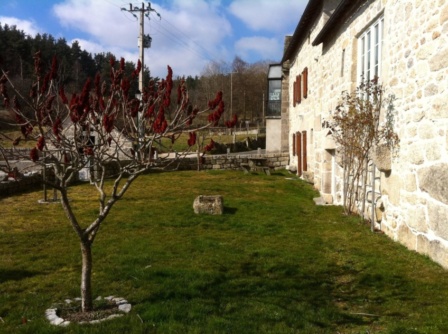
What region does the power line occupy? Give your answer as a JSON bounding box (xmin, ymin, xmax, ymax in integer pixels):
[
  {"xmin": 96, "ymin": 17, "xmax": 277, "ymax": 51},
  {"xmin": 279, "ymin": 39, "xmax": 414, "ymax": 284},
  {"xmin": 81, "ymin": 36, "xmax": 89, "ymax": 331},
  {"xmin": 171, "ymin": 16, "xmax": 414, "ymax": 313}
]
[
  {"xmin": 152, "ymin": 16, "xmax": 217, "ymax": 62},
  {"xmin": 148, "ymin": 22, "xmax": 214, "ymax": 63},
  {"xmin": 120, "ymin": 2, "xmax": 225, "ymax": 77}
]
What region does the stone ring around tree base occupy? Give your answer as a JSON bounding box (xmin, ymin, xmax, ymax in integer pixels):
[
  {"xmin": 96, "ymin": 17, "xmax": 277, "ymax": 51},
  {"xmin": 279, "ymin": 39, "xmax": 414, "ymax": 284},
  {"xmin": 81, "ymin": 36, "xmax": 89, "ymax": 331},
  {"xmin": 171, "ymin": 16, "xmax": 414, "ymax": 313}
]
[{"xmin": 46, "ymin": 296, "xmax": 132, "ymax": 326}]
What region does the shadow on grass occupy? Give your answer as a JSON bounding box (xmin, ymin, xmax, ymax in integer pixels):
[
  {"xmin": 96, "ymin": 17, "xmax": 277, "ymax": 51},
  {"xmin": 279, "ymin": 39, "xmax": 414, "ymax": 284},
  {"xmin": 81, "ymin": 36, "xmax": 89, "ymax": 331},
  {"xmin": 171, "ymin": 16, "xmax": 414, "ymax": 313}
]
[
  {"xmin": 223, "ymin": 207, "xmax": 237, "ymax": 214},
  {"xmin": 136, "ymin": 260, "xmax": 378, "ymax": 332},
  {"xmin": 0, "ymin": 269, "xmax": 40, "ymax": 282}
]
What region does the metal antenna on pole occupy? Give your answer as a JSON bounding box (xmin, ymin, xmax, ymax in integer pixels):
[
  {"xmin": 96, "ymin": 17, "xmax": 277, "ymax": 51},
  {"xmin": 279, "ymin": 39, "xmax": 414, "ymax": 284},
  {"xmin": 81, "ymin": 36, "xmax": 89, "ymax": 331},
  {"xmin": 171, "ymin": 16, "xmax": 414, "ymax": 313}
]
[{"xmin": 121, "ymin": 2, "xmax": 161, "ymax": 92}]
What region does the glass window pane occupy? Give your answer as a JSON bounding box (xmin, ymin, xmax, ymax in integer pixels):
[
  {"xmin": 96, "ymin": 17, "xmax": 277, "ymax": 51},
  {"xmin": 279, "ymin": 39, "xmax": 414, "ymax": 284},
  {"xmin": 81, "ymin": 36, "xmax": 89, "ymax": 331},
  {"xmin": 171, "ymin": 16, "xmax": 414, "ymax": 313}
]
[
  {"xmin": 267, "ymin": 79, "xmax": 281, "ymax": 116},
  {"xmin": 358, "ymin": 16, "xmax": 383, "ymax": 84},
  {"xmin": 367, "ymin": 31, "xmax": 371, "ymax": 81}
]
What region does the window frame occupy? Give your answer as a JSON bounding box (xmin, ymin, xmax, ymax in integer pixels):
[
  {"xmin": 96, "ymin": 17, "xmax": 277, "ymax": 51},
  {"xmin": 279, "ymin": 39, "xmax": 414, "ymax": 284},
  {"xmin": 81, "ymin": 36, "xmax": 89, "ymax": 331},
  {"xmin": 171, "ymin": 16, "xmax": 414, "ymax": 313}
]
[{"xmin": 357, "ymin": 16, "xmax": 383, "ymax": 84}]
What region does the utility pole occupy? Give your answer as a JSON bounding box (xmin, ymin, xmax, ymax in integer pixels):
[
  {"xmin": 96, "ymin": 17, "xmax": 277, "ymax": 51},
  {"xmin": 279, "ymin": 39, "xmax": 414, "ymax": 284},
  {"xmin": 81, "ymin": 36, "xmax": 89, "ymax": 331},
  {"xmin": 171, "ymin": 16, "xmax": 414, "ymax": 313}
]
[
  {"xmin": 121, "ymin": 2, "xmax": 160, "ymax": 160},
  {"xmin": 121, "ymin": 2, "xmax": 160, "ymax": 93}
]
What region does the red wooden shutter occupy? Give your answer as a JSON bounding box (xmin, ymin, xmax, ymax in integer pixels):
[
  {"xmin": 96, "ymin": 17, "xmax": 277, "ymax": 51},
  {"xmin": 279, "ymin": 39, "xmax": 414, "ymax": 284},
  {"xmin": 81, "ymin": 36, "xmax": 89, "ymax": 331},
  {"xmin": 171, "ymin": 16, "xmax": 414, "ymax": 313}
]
[
  {"xmin": 302, "ymin": 131, "xmax": 307, "ymax": 172},
  {"xmin": 295, "ymin": 75, "xmax": 299, "ymax": 104},
  {"xmin": 296, "ymin": 131, "xmax": 302, "ymax": 176},
  {"xmin": 298, "ymin": 75, "xmax": 302, "ymax": 104},
  {"xmin": 293, "ymin": 81, "xmax": 297, "ymax": 107},
  {"xmin": 303, "ymin": 67, "xmax": 308, "ymax": 99}
]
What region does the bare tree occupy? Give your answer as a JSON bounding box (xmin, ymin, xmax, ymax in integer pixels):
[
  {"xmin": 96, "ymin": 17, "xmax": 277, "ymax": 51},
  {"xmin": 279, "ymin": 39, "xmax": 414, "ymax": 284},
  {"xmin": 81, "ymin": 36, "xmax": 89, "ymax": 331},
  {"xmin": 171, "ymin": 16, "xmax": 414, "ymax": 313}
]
[
  {"xmin": 0, "ymin": 52, "xmax": 225, "ymax": 312},
  {"xmin": 330, "ymin": 78, "xmax": 399, "ymax": 216}
]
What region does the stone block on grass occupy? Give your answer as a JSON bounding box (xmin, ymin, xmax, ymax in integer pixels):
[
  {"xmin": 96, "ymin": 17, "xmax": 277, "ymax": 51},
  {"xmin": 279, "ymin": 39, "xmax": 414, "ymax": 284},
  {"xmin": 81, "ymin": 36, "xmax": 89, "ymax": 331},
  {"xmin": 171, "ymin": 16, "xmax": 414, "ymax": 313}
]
[{"xmin": 193, "ymin": 195, "xmax": 223, "ymax": 215}]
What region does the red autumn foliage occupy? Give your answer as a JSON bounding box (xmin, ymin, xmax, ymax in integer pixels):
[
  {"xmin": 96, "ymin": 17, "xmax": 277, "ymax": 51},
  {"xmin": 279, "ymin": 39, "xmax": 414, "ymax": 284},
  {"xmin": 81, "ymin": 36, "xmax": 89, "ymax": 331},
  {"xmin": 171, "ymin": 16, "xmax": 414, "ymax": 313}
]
[
  {"xmin": 99, "ymin": 97, "xmax": 106, "ymax": 111},
  {"xmin": 204, "ymin": 139, "xmax": 215, "ymax": 152},
  {"xmin": 121, "ymin": 77, "xmax": 131, "ymax": 99},
  {"xmin": 30, "ymin": 147, "xmax": 38, "ymax": 162},
  {"xmin": 69, "ymin": 93, "xmax": 82, "ymax": 123},
  {"xmin": 102, "ymin": 114, "xmax": 115, "ymax": 133},
  {"xmin": 45, "ymin": 94, "xmax": 56, "ymax": 110},
  {"xmin": 83, "ymin": 147, "xmax": 94, "ymax": 156},
  {"xmin": 225, "ymin": 114, "xmax": 238, "ymax": 128},
  {"xmin": 49, "ymin": 56, "xmax": 58, "ymax": 80},
  {"xmin": 187, "ymin": 132, "xmax": 197, "ymax": 147},
  {"xmin": 36, "ymin": 136, "xmax": 45, "ymax": 151},
  {"xmin": 153, "ymin": 107, "xmax": 167, "ymax": 133},
  {"xmin": 13, "ymin": 137, "xmax": 21, "ymax": 146},
  {"xmin": 80, "ymin": 78, "xmax": 91, "ymax": 111},
  {"xmin": 132, "ymin": 59, "xmax": 142, "ymax": 79},
  {"xmin": 22, "ymin": 124, "xmax": 33, "ymax": 137},
  {"xmin": 186, "ymin": 105, "xmax": 199, "ymax": 126},
  {"xmin": 163, "ymin": 66, "xmax": 173, "ymax": 108},
  {"xmin": 41, "ymin": 73, "xmax": 50, "ymax": 94},
  {"xmin": 145, "ymin": 103, "xmax": 156, "ymax": 118},
  {"xmin": 59, "ymin": 87, "xmax": 68, "ymax": 104},
  {"xmin": 208, "ymin": 91, "xmax": 223, "ymax": 109},
  {"xmin": 208, "ymin": 100, "xmax": 225, "ymax": 126},
  {"xmin": 128, "ymin": 98, "xmax": 140, "ymax": 118}
]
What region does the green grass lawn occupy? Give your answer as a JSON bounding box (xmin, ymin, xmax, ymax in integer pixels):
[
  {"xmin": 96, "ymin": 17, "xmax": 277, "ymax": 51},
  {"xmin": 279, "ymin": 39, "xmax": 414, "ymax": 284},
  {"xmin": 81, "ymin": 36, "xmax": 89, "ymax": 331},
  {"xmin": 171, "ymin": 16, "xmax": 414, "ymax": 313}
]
[
  {"xmin": 1, "ymin": 170, "xmax": 448, "ymax": 333},
  {"xmin": 0, "ymin": 128, "xmax": 262, "ymax": 151}
]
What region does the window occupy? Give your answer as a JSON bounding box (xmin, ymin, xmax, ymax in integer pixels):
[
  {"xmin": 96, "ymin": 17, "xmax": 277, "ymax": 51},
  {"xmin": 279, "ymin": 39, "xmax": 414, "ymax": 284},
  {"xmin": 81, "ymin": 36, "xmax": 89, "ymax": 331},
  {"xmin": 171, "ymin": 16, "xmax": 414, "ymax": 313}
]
[
  {"xmin": 358, "ymin": 16, "xmax": 383, "ymax": 83},
  {"xmin": 293, "ymin": 67, "xmax": 308, "ymax": 106},
  {"xmin": 267, "ymin": 64, "xmax": 282, "ymax": 117},
  {"xmin": 267, "ymin": 76, "xmax": 281, "ymax": 116}
]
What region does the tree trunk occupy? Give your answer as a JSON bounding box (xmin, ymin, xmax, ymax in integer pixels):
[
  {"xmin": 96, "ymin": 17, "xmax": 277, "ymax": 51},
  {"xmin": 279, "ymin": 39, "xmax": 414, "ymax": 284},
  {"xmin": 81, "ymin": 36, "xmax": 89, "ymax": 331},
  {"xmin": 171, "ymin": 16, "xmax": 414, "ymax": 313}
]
[{"xmin": 80, "ymin": 239, "xmax": 93, "ymax": 312}]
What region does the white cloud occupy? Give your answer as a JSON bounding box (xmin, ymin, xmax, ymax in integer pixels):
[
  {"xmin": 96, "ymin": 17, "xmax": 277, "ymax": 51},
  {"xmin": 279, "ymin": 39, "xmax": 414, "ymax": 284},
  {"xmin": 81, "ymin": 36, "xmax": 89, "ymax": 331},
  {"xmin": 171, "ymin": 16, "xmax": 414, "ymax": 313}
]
[
  {"xmin": 0, "ymin": 16, "xmax": 41, "ymax": 37},
  {"xmin": 235, "ymin": 36, "xmax": 281, "ymax": 61},
  {"xmin": 53, "ymin": 0, "xmax": 135, "ymax": 48},
  {"xmin": 51, "ymin": 0, "xmax": 233, "ymax": 78},
  {"xmin": 228, "ymin": 0, "xmax": 306, "ymax": 33}
]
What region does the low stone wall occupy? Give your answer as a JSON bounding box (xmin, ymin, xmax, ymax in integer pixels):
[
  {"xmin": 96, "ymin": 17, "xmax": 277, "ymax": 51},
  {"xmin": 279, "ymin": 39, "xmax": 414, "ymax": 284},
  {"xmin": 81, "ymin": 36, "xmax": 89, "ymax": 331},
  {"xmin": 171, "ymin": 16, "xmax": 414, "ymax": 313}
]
[
  {"xmin": 176, "ymin": 153, "xmax": 289, "ymax": 171},
  {"xmin": 0, "ymin": 173, "xmax": 43, "ymax": 198},
  {"xmin": 0, "ymin": 153, "xmax": 290, "ymax": 197}
]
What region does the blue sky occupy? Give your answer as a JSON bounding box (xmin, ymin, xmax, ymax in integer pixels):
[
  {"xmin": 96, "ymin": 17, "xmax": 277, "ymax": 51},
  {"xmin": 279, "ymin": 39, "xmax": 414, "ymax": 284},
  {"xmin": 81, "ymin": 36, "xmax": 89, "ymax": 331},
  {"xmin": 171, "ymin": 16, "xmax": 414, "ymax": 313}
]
[{"xmin": 0, "ymin": 0, "xmax": 306, "ymax": 78}]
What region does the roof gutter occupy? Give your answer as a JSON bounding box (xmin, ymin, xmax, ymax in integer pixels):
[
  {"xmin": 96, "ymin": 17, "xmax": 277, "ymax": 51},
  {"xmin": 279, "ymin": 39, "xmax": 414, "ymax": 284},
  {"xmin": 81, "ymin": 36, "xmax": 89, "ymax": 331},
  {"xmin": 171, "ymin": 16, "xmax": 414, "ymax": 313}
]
[
  {"xmin": 312, "ymin": 0, "xmax": 367, "ymax": 46},
  {"xmin": 281, "ymin": 0, "xmax": 322, "ymax": 63}
]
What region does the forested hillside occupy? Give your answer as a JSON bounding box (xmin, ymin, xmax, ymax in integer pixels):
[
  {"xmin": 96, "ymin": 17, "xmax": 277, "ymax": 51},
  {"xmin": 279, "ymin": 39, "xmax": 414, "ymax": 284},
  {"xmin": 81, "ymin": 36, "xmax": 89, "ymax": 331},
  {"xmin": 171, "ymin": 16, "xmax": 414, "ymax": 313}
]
[
  {"xmin": 1, "ymin": 23, "xmax": 272, "ymax": 128},
  {"xmin": 0, "ymin": 23, "xmax": 149, "ymax": 94}
]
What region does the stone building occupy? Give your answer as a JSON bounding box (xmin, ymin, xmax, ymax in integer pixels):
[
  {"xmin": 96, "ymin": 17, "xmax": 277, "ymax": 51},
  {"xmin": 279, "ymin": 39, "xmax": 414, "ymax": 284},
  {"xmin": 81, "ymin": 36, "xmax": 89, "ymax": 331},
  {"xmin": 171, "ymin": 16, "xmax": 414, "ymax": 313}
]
[{"xmin": 281, "ymin": 0, "xmax": 448, "ymax": 267}]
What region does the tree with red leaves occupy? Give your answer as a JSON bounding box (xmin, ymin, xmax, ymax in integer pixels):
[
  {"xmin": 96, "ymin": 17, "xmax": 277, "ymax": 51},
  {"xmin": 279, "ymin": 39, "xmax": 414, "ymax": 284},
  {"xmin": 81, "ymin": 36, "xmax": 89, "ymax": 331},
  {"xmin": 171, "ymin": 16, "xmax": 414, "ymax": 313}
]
[{"xmin": 0, "ymin": 52, "xmax": 230, "ymax": 313}]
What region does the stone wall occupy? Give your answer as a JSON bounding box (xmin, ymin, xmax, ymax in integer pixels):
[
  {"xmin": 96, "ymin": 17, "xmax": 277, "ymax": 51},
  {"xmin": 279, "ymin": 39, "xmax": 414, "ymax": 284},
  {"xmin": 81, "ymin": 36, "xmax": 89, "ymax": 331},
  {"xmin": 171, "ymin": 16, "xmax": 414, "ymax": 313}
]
[
  {"xmin": 379, "ymin": 0, "xmax": 448, "ymax": 268},
  {"xmin": 175, "ymin": 153, "xmax": 290, "ymax": 172},
  {"xmin": 285, "ymin": 0, "xmax": 448, "ymax": 267},
  {"xmin": 0, "ymin": 173, "xmax": 43, "ymax": 198}
]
